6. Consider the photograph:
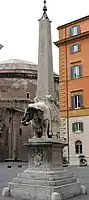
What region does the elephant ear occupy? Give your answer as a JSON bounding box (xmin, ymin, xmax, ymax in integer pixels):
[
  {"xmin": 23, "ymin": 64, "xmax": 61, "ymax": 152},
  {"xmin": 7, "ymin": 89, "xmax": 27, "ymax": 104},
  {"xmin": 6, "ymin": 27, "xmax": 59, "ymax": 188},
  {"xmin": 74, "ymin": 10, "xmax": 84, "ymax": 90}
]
[
  {"xmin": 33, "ymin": 106, "xmax": 44, "ymax": 119},
  {"xmin": 26, "ymin": 106, "xmax": 35, "ymax": 121}
]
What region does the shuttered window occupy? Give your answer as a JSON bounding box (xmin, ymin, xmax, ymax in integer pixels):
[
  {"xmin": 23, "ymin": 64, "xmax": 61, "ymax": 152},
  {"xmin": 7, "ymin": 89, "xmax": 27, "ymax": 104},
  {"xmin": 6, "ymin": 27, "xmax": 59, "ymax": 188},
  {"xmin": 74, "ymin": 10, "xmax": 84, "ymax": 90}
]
[
  {"xmin": 70, "ymin": 25, "xmax": 80, "ymax": 36},
  {"xmin": 71, "ymin": 94, "xmax": 83, "ymax": 109},
  {"xmin": 72, "ymin": 122, "xmax": 84, "ymax": 133},
  {"xmin": 70, "ymin": 44, "xmax": 80, "ymax": 53},
  {"xmin": 71, "ymin": 65, "xmax": 82, "ymax": 79}
]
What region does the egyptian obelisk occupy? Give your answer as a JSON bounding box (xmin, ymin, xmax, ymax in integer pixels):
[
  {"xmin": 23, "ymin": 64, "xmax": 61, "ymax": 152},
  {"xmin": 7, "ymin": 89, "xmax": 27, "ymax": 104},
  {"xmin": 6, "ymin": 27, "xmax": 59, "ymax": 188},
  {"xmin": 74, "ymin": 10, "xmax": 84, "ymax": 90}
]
[
  {"xmin": 36, "ymin": 0, "xmax": 54, "ymax": 98},
  {"xmin": 35, "ymin": 0, "xmax": 61, "ymax": 136}
]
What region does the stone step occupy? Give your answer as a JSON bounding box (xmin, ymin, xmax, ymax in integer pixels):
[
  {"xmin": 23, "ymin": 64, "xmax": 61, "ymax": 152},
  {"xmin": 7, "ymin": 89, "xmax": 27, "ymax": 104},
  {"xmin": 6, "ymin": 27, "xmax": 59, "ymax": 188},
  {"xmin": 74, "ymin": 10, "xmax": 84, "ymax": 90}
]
[
  {"xmin": 17, "ymin": 171, "xmax": 74, "ymax": 181},
  {"xmin": 10, "ymin": 181, "xmax": 81, "ymax": 200},
  {"xmin": 12, "ymin": 177, "xmax": 77, "ymax": 187}
]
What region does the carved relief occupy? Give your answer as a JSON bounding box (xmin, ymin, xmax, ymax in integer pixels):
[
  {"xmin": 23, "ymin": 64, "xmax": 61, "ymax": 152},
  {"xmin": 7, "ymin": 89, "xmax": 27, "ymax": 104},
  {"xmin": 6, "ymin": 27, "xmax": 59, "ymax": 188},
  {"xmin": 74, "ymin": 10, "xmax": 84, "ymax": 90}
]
[{"xmin": 31, "ymin": 148, "xmax": 44, "ymax": 167}]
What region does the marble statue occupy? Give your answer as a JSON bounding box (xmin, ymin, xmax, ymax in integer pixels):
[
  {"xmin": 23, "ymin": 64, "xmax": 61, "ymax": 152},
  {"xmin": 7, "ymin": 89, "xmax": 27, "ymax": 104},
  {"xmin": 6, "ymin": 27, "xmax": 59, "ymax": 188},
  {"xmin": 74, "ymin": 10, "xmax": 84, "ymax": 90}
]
[{"xmin": 21, "ymin": 102, "xmax": 51, "ymax": 138}]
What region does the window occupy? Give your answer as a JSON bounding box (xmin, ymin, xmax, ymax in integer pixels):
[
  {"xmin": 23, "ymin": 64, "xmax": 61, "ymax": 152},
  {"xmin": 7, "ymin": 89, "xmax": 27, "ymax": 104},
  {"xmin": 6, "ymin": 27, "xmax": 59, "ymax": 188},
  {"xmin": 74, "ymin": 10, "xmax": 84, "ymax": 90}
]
[
  {"xmin": 70, "ymin": 44, "xmax": 80, "ymax": 53},
  {"xmin": 71, "ymin": 94, "xmax": 83, "ymax": 109},
  {"xmin": 75, "ymin": 140, "xmax": 82, "ymax": 154},
  {"xmin": 71, "ymin": 65, "xmax": 82, "ymax": 79},
  {"xmin": 26, "ymin": 92, "xmax": 30, "ymax": 99},
  {"xmin": 9, "ymin": 117, "xmax": 11, "ymax": 123},
  {"xmin": 72, "ymin": 122, "xmax": 84, "ymax": 133},
  {"xmin": 70, "ymin": 25, "xmax": 80, "ymax": 36},
  {"xmin": 19, "ymin": 128, "xmax": 22, "ymax": 136}
]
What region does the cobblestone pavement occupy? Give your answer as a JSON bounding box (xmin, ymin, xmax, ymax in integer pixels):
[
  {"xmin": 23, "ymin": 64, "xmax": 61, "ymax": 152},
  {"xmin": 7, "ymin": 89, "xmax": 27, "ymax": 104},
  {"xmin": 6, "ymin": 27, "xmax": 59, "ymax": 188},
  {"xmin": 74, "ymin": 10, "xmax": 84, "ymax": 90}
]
[
  {"xmin": 67, "ymin": 166, "xmax": 89, "ymax": 200},
  {"xmin": 0, "ymin": 163, "xmax": 89, "ymax": 199}
]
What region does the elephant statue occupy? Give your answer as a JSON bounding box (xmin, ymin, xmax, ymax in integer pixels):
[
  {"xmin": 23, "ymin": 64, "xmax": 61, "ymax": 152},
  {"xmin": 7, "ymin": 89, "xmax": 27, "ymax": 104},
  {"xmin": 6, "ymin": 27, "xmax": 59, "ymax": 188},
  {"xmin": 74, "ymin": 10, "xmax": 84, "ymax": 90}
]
[{"xmin": 21, "ymin": 102, "xmax": 52, "ymax": 139}]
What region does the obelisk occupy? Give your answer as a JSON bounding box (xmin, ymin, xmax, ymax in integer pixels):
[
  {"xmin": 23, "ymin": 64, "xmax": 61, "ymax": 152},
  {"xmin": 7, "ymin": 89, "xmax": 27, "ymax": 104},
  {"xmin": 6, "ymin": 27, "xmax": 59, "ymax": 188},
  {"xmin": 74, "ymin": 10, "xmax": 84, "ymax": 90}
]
[
  {"xmin": 34, "ymin": 1, "xmax": 61, "ymax": 136},
  {"xmin": 36, "ymin": 0, "xmax": 54, "ymax": 98}
]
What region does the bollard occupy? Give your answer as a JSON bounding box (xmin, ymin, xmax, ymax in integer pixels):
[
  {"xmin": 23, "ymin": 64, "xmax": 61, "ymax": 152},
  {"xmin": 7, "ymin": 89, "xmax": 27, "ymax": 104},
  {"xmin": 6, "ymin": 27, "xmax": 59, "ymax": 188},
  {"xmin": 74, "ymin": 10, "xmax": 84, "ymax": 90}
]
[
  {"xmin": 7, "ymin": 165, "xmax": 11, "ymax": 168},
  {"xmin": 18, "ymin": 164, "xmax": 22, "ymax": 168},
  {"xmin": 2, "ymin": 187, "xmax": 10, "ymax": 197},
  {"xmin": 51, "ymin": 192, "xmax": 61, "ymax": 200},
  {"xmin": 81, "ymin": 185, "xmax": 87, "ymax": 195}
]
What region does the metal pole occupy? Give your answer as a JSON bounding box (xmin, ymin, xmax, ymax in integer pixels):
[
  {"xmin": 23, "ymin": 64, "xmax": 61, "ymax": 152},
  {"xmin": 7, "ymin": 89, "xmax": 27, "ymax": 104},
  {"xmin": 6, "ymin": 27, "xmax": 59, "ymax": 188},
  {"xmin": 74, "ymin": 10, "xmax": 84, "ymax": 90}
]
[
  {"xmin": 65, "ymin": 46, "xmax": 69, "ymax": 163},
  {"xmin": 65, "ymin": 29, "xmax": 69, "ymax": 163},
  {"xmin": 0, "ymin": 45, "xmax": 4, "ymax": 157}
]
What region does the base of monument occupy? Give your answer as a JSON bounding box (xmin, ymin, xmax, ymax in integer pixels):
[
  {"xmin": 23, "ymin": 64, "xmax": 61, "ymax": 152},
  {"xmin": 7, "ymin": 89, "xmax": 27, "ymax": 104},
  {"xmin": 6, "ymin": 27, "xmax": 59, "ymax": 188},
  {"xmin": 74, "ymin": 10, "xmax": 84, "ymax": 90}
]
[
  {"xmin": 9, "ymin": 169, "xmax": 81, "ymax": 200},
  {"xmin": 7, "ymin": 139, "xmax": 83, "ymax": 200}
]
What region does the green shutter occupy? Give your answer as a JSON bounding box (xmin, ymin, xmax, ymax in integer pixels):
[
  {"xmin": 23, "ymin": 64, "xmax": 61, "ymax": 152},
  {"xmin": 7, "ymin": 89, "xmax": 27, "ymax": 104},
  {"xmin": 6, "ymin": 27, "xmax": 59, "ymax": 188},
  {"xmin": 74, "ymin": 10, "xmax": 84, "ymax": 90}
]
[
  {"xmin": 71, "ymin": 96, "xmax": 74, "ymax": 108},
  {"xmin": 72, "ymin": 123, "xmax": 75, "ymax": 132},
  {"xmin": 70, "ymin": 46, "xmax": 72, "ymax": 53},
  {"xmin": 76, "ymin": 123, "xmax": 78, "ymax": 131},
  {"xmin": 70, "ymin": 46, "xmax": 74, "ymax": 53},
  {"xmin": 80, "ymin": 122, "xmax": 84, "ymax": 132},
  {"xmin": 79, "ymin": 95, "xmax": 83, "ymax": 107},
  {"xmin": 77, "ymin": 25, "xmax": 80, "ymax": 34},
  {"xmin": 70, "ymin": 27, "xmax": 72, "ymax": 36},
  {"xmin": 71, "ymin": 67, "xmax": 73, "ymax": 79},
  {"xmin": 79, "ymin": 65, "xmax": 82, "ymax": 77},
  {"xmin": 78, "ymin": 44, "xmax": 81, "ymax": 51}
]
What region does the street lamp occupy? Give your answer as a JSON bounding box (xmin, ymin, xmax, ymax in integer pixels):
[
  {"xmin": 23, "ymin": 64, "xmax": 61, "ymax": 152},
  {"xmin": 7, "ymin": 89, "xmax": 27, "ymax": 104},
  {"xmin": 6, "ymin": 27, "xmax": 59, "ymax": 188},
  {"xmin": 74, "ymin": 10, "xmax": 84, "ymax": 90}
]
[{"xmin": 0, "ymin": 44, "xmax": 3, "ymax": 50}]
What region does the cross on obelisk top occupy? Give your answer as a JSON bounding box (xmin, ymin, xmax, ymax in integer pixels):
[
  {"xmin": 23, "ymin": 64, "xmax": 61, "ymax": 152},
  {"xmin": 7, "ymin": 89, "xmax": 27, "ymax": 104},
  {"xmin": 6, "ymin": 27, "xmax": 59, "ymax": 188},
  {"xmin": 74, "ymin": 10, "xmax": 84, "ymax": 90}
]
[{"xmin": 43, "ymin": 0, "xmax": 47, "ymax": 14}]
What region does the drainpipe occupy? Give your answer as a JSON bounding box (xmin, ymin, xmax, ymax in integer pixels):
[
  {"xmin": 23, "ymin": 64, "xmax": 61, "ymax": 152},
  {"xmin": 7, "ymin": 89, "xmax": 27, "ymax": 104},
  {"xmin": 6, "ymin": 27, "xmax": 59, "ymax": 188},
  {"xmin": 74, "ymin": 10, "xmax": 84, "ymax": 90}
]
[
  {"xmin": 65, "ymin": 28, "xmax": 69, "ymax": 163},
  {"xmin": 11, "ymin": 107, "xmax": 13, "ymax": 158}
]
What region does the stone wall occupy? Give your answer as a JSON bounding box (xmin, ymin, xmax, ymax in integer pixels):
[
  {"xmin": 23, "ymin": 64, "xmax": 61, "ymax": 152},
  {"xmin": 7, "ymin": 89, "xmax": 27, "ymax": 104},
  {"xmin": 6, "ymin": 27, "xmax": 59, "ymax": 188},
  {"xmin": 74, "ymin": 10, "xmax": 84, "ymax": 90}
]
[{"xmin": 0, "ymin": 106, "xmax": 32, "ymax": 161}]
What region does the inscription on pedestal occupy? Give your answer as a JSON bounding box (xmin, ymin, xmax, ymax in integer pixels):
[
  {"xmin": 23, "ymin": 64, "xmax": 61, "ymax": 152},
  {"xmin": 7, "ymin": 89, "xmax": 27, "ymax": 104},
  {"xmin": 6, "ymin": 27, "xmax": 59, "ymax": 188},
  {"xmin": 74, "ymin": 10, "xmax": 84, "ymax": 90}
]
[{"xmin": 31, "ymin": 147, "xmax": 44, "ymax": 168}]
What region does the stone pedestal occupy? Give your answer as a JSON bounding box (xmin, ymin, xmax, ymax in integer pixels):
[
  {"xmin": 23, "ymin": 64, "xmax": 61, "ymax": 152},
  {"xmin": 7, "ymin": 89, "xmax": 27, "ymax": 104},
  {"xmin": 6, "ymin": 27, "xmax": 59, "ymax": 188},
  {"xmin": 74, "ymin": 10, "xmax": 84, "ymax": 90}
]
[{"xmin": 10, "ymin": 137, "xmax": 81, "ymax": 200}]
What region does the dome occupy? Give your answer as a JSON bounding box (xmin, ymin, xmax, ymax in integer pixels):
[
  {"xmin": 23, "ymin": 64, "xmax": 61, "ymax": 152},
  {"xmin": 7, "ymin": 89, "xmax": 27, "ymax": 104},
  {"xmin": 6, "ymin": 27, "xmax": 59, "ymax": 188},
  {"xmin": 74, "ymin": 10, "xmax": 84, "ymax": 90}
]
[
  {"xmin": 0, "ymin": 59, "xmax": 59, "ymax": 78},
  {"xmin": 0, "ymin": 59, "xmax": 37, "ymax": 72}
]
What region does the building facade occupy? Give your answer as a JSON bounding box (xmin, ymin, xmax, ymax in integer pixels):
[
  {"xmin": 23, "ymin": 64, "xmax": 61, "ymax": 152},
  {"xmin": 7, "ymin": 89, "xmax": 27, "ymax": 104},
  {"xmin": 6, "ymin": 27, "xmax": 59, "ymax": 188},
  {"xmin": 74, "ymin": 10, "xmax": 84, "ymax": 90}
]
[
  {"xmin": 55, "ymin": 15, "xmax": 89, "ymax": 165},
  {"xmin": 0, "ymin": 59, "xmax": 59, "ymax": 161}
]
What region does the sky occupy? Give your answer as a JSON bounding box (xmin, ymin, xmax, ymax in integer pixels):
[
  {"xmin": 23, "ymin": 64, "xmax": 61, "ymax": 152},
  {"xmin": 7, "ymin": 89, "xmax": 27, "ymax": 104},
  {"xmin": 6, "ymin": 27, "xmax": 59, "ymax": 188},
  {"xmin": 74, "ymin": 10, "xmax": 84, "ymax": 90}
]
[{"xmin": 0, "ymin": 0, "xmax": 89, "ymax": 74}]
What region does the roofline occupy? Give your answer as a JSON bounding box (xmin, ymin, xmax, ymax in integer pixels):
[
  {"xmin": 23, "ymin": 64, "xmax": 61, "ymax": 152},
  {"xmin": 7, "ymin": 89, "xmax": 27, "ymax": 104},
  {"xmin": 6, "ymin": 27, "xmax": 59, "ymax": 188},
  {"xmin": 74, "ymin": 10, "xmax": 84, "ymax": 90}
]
[
  {"xmin": 57, "ymin": 15, "xmax": 89, "ymax": 30},
  {"xmin": 0, "ymin": 59, "xmax": 37, "ymax": 66}
]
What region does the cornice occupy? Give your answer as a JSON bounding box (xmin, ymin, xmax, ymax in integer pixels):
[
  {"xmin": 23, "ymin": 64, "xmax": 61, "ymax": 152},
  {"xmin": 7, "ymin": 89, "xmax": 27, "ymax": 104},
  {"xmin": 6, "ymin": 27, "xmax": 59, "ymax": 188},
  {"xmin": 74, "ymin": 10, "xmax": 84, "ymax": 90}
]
[
  {"xmin": 54, "ymin": 31, "xmax": 89, "ymax": 47},
  {"xmin": 0, "ymin": 99, "xmax": 34, "ymax": 103},
  {"xmin": 0, "ymin": 73, "xmax": 37, "ymax": 79},
  {"xmin": 0, "ymin": 73, "xmax": 59, "ymax": 82}
]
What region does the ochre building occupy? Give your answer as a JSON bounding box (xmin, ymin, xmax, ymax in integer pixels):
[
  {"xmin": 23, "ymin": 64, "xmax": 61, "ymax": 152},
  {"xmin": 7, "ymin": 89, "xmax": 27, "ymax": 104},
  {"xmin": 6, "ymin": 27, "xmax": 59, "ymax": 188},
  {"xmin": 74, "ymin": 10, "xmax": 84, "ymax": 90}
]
[{"xmin": 55, "ymin": 15, "xmax": 89, "ymax": 165}]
